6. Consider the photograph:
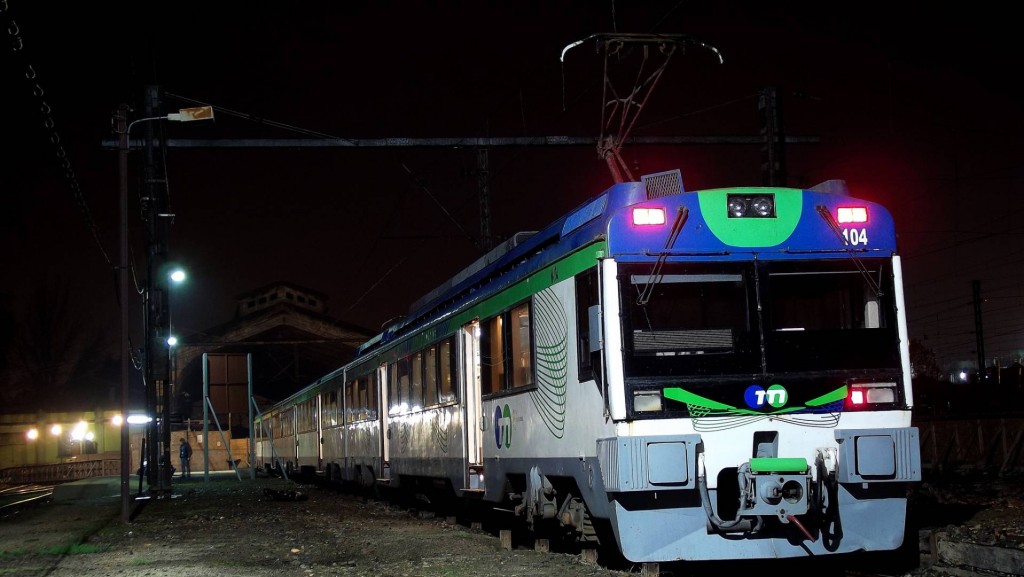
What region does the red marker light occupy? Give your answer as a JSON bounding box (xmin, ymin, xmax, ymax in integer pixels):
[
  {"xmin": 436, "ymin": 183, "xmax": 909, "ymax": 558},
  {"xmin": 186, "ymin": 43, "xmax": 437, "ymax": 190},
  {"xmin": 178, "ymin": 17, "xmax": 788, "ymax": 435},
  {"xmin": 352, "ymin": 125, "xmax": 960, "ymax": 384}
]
[
  {"xmin": 837, "ymin": 207, "xmax": 868, "ymax": 223},
  {"xmin": 849, "ymin": 389, "xmax": 866, "ymax": 405},
  {"xmin": 633, "ymin": 207, "xmax": 666, "ymax": 225}
]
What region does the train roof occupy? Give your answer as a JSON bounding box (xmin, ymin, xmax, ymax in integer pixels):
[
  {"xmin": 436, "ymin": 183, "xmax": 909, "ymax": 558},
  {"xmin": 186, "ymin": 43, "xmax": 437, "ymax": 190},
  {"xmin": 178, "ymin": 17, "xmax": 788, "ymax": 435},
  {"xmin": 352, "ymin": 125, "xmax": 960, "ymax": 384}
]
[{"xmin": 356, "ymin": 171, "xmax": 886, "ymax": 357}]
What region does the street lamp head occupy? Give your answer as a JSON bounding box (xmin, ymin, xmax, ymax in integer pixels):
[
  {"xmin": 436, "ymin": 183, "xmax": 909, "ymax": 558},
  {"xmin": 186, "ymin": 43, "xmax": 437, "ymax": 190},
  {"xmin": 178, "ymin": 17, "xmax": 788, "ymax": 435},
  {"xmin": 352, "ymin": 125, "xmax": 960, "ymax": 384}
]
[
  {"xmin": 170, "ymin": 269, "xmax": 186, "ymax": 284},
  {"xmin": 166, "ymin": 106, "xmax": 214, "ymax": 122}
]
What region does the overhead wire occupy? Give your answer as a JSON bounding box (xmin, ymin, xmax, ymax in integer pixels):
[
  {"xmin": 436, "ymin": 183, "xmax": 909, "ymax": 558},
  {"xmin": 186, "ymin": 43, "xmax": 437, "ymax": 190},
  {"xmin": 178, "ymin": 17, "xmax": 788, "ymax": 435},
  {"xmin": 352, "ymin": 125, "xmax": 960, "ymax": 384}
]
[
  {"xmin": 1, "ymin": 1, "xmax": 113, "ymax": 270},
  {"xmin": 165, "ymin": 92, "xmax": 358, "ymax": 144}
]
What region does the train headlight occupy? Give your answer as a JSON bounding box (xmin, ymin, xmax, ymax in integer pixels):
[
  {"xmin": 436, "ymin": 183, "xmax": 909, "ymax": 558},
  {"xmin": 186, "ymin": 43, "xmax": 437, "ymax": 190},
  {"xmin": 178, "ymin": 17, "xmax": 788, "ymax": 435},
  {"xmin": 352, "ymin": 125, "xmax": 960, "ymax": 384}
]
[
  {"xmin": 845, "ymin": 382, "xmax": 898, "ymax": 410},
  {"xmin": 727, "ymin": 197, "xmax": 747, "ymax": 217},
  {"xmin": 633, "ymin": 391, "xmax": 663, "ymax": 412},
  {"xmin": 751, "ymin": 197, "xmax": 774, "ymax": 217},
  {"xmin": 726, "ymin": 194, "xmax": 775, "ymax": 218}
]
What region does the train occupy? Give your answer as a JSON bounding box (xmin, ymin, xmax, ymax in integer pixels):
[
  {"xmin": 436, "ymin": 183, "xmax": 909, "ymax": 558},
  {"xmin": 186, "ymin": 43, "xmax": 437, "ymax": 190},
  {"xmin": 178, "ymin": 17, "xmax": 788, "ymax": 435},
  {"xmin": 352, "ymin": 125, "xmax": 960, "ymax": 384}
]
[{"xmin": 254, "ymin": 168, "xmax": 922, "ymax": 565}]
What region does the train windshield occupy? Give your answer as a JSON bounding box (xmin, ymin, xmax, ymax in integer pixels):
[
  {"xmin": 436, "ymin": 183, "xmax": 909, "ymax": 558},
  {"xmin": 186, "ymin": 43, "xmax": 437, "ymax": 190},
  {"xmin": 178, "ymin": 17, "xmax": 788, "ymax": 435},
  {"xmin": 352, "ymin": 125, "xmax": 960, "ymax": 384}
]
[{"xmin": 618, "ymin": 258, "xmax": 900, "ymax": 377}]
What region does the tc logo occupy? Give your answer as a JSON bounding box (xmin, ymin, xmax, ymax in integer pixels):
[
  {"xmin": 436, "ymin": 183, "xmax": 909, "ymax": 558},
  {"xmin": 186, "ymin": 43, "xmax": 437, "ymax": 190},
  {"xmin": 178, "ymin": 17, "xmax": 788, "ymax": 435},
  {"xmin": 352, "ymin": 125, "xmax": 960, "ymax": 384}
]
[
  {"xmin": 494, "ymin": 404, "xmax": 512, "ymax": 449},
  {"xmin": 744, "ymin": 384, "xmax": 788, "ymax": 410}
]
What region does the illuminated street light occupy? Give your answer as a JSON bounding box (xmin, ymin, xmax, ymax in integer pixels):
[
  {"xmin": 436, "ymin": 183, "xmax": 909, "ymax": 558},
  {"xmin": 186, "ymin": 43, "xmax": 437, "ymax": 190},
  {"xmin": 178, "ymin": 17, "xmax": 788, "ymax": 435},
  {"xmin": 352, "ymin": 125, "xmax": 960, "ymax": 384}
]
[
  {"xmin": 26, "ymin": 428, "xmax": 39, "ymax": 441},
  {"xmin": 166, "ymin": 266, "xmax": 185, "ymax": 350}
]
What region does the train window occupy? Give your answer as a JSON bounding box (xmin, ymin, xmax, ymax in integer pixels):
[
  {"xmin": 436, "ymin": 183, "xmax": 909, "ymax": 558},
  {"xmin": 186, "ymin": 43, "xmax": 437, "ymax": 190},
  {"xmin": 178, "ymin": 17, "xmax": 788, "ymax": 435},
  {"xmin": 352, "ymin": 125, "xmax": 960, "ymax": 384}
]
[
  {"xmin": 481, "ymin": 315, "xmax": 505, "ymax": 394},
  {"xmin": 366, "ymin": 372, "xmax": 378, "ymax": 419},
  {"xmin": 411, "ymin": 352, "xmax": 424, "ymax": 411},
  {"xmin": 388, "ymin": 362, "xmax": 399, "ymax": 415},
  {"xmin": 510, "ymin": 302, "xmax": 534, "ymax": 388},
  {"xmin": 480, "ymin": 302, "xmax": 534, "ymax": 393},
  {"xmin": 300, "ymin": 400, "xmax": 316, "ymax": 433},
  {"xmin": 764, "ymin": 259, "xmax": 900, "ymax": 371},
  {"xmin": 398, "ymin": 357, "xmax": 411, "ymax": 413},
  {"xmin": 344, "ymin": 381, "xmax": 356, "ymax": 422},
  {"xmin": 769, "ymin": 269, "xmax": 881, "ymax": 331},
  {"xmin": 282, "ymin": 409, "xmax": 294, "ymax": 437},
  {"xmin": 351, "ymin": 376, "xmax": 361, "ymax": 419},
  {"xmin": 425, "ymin": 345, "xmax": 439, "ymax": 406},
  {"xmin": 575, "ymin": 267, "xmax": 599, "ymax": 382},
  {"xmin": 439, "ymin": 337, "xmax": 456, "ymax": 403},
  {"xmin": 619, "ymin": 262, "xmax": 762, "ymax": 378}
]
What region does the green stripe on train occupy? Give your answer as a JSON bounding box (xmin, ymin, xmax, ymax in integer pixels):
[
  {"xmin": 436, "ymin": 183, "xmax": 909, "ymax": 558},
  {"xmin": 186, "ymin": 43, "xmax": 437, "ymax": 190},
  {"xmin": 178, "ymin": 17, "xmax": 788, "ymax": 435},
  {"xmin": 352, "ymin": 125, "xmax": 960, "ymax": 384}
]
[{"xmin": 383, "ymin": 240, "xmax": 608, "ymax": 358}]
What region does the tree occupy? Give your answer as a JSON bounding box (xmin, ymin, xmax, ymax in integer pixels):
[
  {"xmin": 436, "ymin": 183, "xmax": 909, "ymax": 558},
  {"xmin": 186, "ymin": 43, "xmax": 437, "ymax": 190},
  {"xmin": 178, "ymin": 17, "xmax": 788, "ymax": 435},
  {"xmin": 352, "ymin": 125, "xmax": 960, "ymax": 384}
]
[
  {"xmin": 0, "ymin": 275, "xmax": 117, "ymax": 410},
  {"xmin": 910, "ymin": 338, "xmax": 942, "ymax": 380}
]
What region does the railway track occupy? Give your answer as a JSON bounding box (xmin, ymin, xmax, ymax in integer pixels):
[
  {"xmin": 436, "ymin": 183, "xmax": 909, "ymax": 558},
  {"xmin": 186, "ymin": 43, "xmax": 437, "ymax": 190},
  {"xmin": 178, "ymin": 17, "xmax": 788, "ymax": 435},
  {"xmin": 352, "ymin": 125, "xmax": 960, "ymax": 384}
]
[{"xmin": 0, "ymin": 483, "xmax": 55, "ymax": 513}]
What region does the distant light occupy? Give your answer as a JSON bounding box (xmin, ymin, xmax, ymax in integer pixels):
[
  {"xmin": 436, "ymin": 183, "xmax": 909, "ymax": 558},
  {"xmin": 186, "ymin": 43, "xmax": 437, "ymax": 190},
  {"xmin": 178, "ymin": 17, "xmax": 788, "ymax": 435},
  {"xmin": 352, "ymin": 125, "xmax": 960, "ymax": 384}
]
[
  {"xmin": 632, "ymin": 207, "xmax": 666, "ymax": 225},
  {"xmin": 111, "ymin": 415, "xmax": 124, "ymax": 427},
  {"xmin": 71, "ymin": 421, "xmax": 89, "ymax": 441},
  {"xmin": 127, "ymin": 415, "xmax": 153, "ymax": 425},
  {"xmin": 167, "ymin": 335, "xmax": 178, "ymax": 347},
  {"xmin": 170, "ymin": 269, "xmax": 186, "ymax": 283},
  {"xmin": 837, "ymin": 206, "xmax": 868, "ymax": 223},
  {"xmin": 959, "ymin": 370, "xmax": 968, "ymax": 382},
  {"xmin": 26, "ymin": 428, "xmax": 39, "ymax": 441},
  {"xmin": 50, "ymin": 424, "xmax": 62, "ymax": 436}
]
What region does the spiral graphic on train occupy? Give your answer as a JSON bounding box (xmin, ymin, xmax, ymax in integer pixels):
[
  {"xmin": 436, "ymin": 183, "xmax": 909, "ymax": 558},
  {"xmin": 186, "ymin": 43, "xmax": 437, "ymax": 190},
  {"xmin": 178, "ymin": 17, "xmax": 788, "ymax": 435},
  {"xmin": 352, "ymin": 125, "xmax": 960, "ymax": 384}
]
[{"xmin": 530, "ymin": 287, "xmax": 568, "ymax": 438}]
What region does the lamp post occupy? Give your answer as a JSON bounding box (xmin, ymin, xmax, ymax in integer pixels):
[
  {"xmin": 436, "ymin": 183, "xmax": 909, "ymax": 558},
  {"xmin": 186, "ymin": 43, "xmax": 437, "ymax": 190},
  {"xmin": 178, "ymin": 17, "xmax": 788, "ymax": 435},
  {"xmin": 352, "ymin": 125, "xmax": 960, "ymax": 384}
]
[{"xmin": 116, "ymin": 103, "xmax": 213, "ymax": 523}]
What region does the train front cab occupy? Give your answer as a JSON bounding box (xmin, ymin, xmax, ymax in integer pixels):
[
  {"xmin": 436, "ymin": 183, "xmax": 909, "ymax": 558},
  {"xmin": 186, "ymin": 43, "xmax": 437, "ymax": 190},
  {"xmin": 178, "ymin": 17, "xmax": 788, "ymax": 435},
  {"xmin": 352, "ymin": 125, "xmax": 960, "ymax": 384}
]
[{"xmin": 592, "ymin": 186, "xmax": 923, "ymax": 561}]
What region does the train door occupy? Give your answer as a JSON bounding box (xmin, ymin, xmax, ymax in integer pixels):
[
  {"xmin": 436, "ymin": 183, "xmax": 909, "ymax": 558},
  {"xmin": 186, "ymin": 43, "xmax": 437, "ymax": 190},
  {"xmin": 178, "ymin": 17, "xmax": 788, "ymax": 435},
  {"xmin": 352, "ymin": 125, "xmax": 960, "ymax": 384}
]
[
  {"xmin": 462, "ymin": 320, "xmax": 484, "ymax": 490},
  {"xmin": 316, "ymin": 394, "xmax": 324, "ymax": 469},
  {"xmin": 377, "ymin": 363, "xmax": 390, "ymax": 481}
]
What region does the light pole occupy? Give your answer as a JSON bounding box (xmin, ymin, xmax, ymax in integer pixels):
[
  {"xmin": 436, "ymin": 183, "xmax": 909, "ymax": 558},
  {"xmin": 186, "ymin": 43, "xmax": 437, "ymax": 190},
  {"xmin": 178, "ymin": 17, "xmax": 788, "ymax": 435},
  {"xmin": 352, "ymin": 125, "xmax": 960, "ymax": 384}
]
[{"xmin": 116, "ymin": 103, "xmax": 213, "ymax": 523}]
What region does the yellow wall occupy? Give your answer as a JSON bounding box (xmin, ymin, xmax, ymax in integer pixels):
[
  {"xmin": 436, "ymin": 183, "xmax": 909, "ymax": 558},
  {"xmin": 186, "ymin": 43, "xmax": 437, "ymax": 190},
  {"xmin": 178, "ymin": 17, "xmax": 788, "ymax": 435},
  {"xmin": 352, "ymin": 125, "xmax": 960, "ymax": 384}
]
[{"xmin": 0, "ymin": 409, "xmax": 124, "ymax": 470}]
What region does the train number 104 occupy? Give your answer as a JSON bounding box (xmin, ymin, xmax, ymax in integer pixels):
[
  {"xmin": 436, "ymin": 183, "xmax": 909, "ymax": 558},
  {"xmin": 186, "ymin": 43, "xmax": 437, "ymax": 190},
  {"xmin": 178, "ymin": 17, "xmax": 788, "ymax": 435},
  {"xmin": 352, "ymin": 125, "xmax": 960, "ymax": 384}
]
[{"xmin": 842, "ymin": 228, "xmax": 868, "ymax": 246}]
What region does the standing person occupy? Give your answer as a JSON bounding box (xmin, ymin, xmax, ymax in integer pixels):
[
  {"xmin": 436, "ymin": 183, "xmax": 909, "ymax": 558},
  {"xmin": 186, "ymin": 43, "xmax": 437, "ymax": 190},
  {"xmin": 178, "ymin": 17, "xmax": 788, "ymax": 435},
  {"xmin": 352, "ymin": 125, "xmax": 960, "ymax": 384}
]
[{"xmin": 179, "ymin": 437, "xmax": 193, "ymax": 479}]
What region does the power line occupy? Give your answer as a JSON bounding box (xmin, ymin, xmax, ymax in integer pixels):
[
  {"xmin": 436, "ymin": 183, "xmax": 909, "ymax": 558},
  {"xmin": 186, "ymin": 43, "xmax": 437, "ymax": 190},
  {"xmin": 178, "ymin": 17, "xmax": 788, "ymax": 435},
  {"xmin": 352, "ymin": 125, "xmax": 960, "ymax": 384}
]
[{"xmin": 1, "ymin": 3, "xmax": 112, "ymax": 269}]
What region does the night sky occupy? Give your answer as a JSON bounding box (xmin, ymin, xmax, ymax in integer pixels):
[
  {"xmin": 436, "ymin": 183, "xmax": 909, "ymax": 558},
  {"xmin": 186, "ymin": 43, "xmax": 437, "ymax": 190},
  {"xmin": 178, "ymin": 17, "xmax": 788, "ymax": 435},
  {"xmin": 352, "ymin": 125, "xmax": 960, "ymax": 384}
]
[{"xmin": 2, "ymin": 1, "xmax": 1022, "ymax": 397}]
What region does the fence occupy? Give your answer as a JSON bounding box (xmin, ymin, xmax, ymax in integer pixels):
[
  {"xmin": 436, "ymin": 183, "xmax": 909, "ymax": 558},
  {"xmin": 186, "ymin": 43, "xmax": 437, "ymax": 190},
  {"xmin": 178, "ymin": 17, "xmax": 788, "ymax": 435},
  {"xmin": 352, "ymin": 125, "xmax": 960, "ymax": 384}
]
[
  {"xmin": 0, "ymin": 458, "xmax": 120, "ymax": 485},
  {"xmin": 915, "ymin": 416, "xmax": 1024, "ymax": 476}
]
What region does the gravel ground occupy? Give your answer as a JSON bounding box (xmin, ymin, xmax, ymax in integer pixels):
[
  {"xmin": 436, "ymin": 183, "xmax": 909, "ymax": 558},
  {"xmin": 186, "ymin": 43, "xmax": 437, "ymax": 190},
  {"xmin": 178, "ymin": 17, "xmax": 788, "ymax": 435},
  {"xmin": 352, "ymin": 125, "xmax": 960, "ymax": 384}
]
[{"xmin": 0, "ymin": 471, "xmax": 1021, "ymax": 577}]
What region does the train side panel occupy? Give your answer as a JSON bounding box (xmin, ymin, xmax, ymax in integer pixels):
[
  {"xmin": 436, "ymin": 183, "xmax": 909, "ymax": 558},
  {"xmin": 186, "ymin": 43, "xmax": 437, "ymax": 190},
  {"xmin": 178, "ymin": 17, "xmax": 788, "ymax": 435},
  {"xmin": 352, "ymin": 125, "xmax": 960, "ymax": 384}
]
[{"xmin": 478, "ymin": 276, "xmax": 616, "ymax": 521}]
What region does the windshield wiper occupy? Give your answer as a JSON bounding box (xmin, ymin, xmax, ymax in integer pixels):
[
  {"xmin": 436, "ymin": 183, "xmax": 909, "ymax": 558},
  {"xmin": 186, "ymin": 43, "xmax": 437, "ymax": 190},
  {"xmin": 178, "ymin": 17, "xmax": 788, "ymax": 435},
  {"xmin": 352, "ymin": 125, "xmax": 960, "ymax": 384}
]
[
  {"xmin": 814, "ymin": 205, "xmax": 883, "ymax": 297},
  {"xmin": 636, "ymin": 206, "xmax": 689, "ymax": 306}
]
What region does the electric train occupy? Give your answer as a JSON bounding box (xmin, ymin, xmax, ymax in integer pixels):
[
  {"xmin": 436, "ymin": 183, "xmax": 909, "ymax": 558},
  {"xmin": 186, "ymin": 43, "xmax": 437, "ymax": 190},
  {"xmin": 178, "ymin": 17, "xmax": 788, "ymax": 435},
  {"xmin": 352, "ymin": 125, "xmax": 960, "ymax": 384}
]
[{"xmin": 255, "ymin": 169, "xmax": 921, "ymax": 564}]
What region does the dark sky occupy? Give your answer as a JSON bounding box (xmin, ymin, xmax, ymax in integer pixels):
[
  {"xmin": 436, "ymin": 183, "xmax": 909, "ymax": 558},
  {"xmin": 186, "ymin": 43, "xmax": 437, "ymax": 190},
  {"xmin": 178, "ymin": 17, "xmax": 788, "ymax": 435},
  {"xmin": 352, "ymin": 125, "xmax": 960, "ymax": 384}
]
[{"xmin": 2, "ymin": 1, "xmax": 1022, "ymax": 375}]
